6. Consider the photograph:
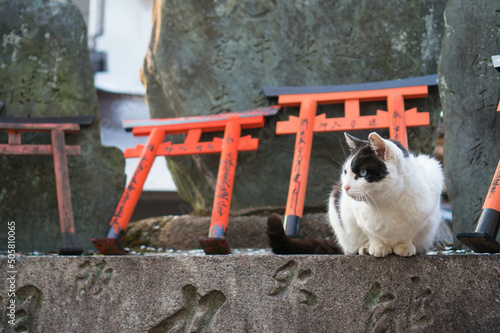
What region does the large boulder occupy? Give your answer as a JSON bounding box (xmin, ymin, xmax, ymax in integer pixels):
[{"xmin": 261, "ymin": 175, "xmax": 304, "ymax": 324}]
[
  {"xmin": 142, "ymin": 0, "xmax": 446, "ymax": 213},
  {"xmin": 439, "ymin": 1, "xmax": 500, "ymax": 243},
  {"xmin": 0, "ymin": 0, "xmax": 126, "ymax": 252},
  {"xmin": 120, "ymin": 213, "xmax": 453, "ymax": 251}
]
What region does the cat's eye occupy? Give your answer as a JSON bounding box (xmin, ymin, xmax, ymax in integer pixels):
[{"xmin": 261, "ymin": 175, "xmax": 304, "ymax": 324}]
[
  {"xmin": 360, "ymin": 169, "xmax": 367, "ymax": 177},
  {"xmin": 344, "ymin": 169, "xmax": 347, "ymax": 174}
]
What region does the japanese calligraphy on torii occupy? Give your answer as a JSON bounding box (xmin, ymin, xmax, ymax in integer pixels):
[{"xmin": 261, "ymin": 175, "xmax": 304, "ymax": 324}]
[{"xmin": 94, "ymin": 106, "xmax": 281, "ymax": 255}]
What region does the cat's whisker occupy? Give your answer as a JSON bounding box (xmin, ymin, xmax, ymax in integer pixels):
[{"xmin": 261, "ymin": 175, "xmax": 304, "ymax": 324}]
[
  {"xmin": 331, "ymin": 156, "xmax": 344, "ymax": 166},
  {"xmin": 338, "ymin": 138, "xmax": 348, "ymax": 159},
  {"xmin": 350, "ymin": 189, "xmax": 366, "ymax": 202},
  {"xmin": 360, "ymin": 193, "xmax": 369, "ymax": 203},
  {"xmin": 362, "ymin": 190, "xmax": 387, "ymax": 224}
]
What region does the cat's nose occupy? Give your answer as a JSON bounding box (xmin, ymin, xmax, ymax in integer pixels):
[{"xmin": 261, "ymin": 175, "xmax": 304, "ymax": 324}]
[{"xmin": 344, "ymin": 185, "xmax": 351, "ymax": 192}]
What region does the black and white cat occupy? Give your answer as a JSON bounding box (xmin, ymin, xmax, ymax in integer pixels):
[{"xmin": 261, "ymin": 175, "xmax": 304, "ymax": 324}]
[
  {"xmin": 267, "ymin": 132, "xmax": 444, "ymax": 257},
  {"xmin": 329, "ymin": 132, "xmax": 443, "ymax": 257}
]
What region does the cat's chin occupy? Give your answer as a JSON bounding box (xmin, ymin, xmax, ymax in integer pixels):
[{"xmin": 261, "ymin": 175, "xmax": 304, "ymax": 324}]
[{"xmin": 346, "ymin": 193, "xmax": 365, "ymax": 202}]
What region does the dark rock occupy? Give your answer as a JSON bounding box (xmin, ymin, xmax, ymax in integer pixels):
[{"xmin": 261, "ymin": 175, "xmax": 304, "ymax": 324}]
[
  {"xmin": 122, "ymin": 213, "xmax": 453, "ymax": 251},
  {"xmin": 142, "ymin": 0, "xmax": 446, "ymax": 213},
  {"xmin": 122, "ymin": 213, "xmax": 333, "ymax": 250},
  {"xmin": 0, "ymin": 0, "xmax": 126, "ymax": 252},
  {"xmin": 439, "ymin": 1, "xmax": 500, "ymax": 243}
]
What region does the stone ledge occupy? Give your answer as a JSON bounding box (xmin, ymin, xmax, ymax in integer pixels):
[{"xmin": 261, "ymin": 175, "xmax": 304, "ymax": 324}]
[{"xmin": 1, "ymin": 255, "xmax": 498, "ymax": 332}]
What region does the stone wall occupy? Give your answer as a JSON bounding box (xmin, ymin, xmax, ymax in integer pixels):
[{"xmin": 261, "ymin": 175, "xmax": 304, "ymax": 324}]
[
  {"xmin": 142, "ymin": 0, "xmax": 446, "ymax": 212},
  {"xmin": 0, "ymin": 255, "xmax": 498, "ymax": 332},
  {"xmin": 438, "ymin": 1, "xmax": 500, "ymax": 242},
  {"xmin": 0, "ymin": 0, "xmax": 126, "ymax": 252}
]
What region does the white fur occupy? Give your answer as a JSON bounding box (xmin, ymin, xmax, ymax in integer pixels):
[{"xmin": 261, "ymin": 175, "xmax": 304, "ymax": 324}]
[{"xmin": 328, "ymin": 132, "xmax": 444, "ymax": 257}]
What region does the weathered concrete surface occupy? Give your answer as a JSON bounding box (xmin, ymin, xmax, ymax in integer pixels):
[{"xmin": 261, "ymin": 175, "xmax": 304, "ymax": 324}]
[
  {"xmin": 142, "ymin": 0, "xmax": 446, "ymax": 213},
  {"xmin": 0, "ymin": 0, "xmax": 126, "ymax": 252},
  {"xmin": 438, "ymin": 1, "xmax": 500, "ymax": 242},
  {"xmin": 0, "ymin": 255, "xmax": 498, "ymax": 332},
  {"xmin": 122, "ymin": 213, "xmax": 453, "ymax": 251}
]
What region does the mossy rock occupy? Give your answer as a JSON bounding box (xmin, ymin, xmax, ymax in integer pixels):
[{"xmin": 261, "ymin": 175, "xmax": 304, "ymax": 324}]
[{"xmin": 0, "ymin": 0, "xmax": 126, "ymax": 252}]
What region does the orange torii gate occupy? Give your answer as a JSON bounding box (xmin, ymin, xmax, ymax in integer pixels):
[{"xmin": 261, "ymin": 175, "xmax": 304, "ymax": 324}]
[
  {"xmin": 0, "ymin": 115, "xmax": 95, "ymax": 255},
  {"xmin": 263, "ymin": 74, "xmax": 438, "ymax": 237},
  {"xmin": 92, "ymin": 106, "xmax": 280, "ymax": 255}
]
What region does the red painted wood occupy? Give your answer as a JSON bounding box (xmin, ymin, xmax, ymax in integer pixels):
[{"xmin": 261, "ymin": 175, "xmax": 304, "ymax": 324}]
[
  {"xmin": 124, "ymin": 115, "xmax": 265, "ymax": 159},
  {"xmin": 8, "ymin": 130, "xmax": 21, "ymax": 145},
  {"xmin": 483, "ymin": 159, "xmax": 500, "ymax": 211},
  {"xmin": 131, "ymin": 115, "xmax": 266, "ymax": 136},
  {"xmin": 284, "ymin": 98, "xmax": 316, "ymax": 222},
  {"xmin": 277, "ymin": 86, "xmax": 429, "ymax": 106},
  {"xmin": 208, "ymin": 119, "xmax": 241, "ymax": 238},
  {"xmin": 157, "ymin": 139, "xmax": 223, "ymax": 157},
  {"xmin": 345, "ymin": 99, "xmax": 360, "ymax": 117},
  {"xmin": 124, "ymin": 135, "xmax": 259, "ymax": 158},
  {"xmin": 277, "ymin": 108, "xmax": 429, "ymax": 135},
  {"xmin": 122, "ymin": 106, "xmax": 280, "ymax": 130},
  {"xmin": 275, "ymin": 85, "xmax": 432, "ymax": 237},
  {"xmin": 0, "ymin": 144, "xmax": 81, "ymax": 156},
  {"xmin": 51, "ymin": 129, "xmax": 77, "ymax": 246},
  {"xmin": 100, "ymin": 110, "xmax": 272, "ymax": 254},
  {"xmin": 276, "ymin": 87, "xmax": 430, "ymax": 136},
  {"xmin": 108, "ymin": 127, "xmax": 166, "ymax": 236},
  {"xmin": 387, "ymin": 94, "xmax": 408, "ymax": 149},
  {"xmin": 0, "ymin": 119, "xmax": 87, "ymax": 251},
  {"xmin": 185, "ymin": 128, "xmax": 203, "ymax": 145},
  {"xmin": 314, "ymin": 111, "xmax": 390, "ymax": 132}
]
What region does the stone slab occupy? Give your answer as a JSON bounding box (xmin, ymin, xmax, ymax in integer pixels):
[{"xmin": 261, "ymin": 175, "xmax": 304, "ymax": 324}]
[{"xmin": 0, "ymin": 255, "xmax": 498, "ymax": 332}]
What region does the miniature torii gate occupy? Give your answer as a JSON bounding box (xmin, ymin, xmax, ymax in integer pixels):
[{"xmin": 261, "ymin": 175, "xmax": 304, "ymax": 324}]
[
  {"xmin": 0, "ymin": 115, "xmax": 95, "ymax": 255},
  {"xmin": 263, "ymin": 74, "xmax": 438, "ymax": 237},
  {"xmin": 92, "ymin": 106, "xmax": 280, "ymax": 255}
]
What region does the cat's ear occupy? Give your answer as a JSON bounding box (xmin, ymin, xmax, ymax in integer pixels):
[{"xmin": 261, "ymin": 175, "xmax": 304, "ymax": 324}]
[
  {"xmin": 344, "ymin": 132, "xmax": 363, "ymax": 150},
  {"xmin": 368, "ymin": 132, "xmax": 390, "ymax": 159}
]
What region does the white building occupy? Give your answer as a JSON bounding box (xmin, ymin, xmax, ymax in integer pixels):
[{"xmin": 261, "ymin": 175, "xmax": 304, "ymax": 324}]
[{"xmin": 75, "ymin": 0, "xmax": 189, "ymax": 218}]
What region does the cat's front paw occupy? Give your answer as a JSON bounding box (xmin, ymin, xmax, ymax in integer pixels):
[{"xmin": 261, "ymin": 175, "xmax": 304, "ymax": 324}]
[
  {"xmin": 394, "ymin": 243, "xmax": 416, "ymax": 257},
  {"xmin": 369, "ymin": 243, "xmax": 393, "ymax": 257},
  {"xmin": 358, "ymin": 244, "xmax": 370, "ymax": 255}
]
